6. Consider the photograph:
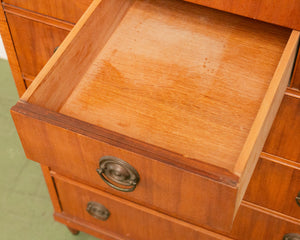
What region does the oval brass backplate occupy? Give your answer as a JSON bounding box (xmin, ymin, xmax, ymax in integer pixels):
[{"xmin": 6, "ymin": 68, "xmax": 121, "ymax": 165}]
[
  {"xmin": 96, "ymin": 156, "xmax": 140, "ymax": 192},
  {"xmin": 86, "ymin": 201, "xmax": 110, "ymax": 221}
]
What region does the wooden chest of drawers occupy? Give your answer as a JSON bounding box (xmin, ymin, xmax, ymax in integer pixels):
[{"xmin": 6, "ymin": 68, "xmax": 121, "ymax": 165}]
[{"xmin": 1, "ymin": 0, "xmax": 300, "ymax": 239}]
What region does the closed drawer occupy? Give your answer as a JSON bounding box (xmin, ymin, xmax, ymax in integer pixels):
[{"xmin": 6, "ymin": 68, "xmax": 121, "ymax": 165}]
[
  {"xmin": 229, "ymin": 201, "xmax": 300, "ymax": 240},
  {"xmin": 244, "ymin": 155, "xmax": 300, "ymax": 219},
  {"xmin": 11, "ymin": 0, "xmax": 300, "ymax": 232},
  {"xmin": 5, "ymin": 11, "xmax": 70, "ymax": 79},
  {"xmin": 2, "ymin": 0, "xmax": 92, "ymax": 23},
  {"xmin": 53, "ymin": 174, "xmax": 230, "ymax": 240},
  {"xmin": 54, "ymin": 174, "xmax": 300, "ymax": 240},
  {"xmin": 263, "ymin": 95, "xmax": 300, "ymax": 163}
]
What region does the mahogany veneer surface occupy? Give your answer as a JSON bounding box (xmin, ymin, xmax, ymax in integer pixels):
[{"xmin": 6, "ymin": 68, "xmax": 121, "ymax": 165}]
[
  {"xmin": 263, "ymin": 95, "xmax": 300, "ymax": 163},
  {"xmin": 54, "ymin": 174, "xmax": 232, "ymax": 240},
  {"xmin": 0, "ymin": 3, "xmax": 25, "ymax": 96},
  {"xmin": 3, "ymin": 0, "xmax": 92, "ymax": 23},
  {"xmin": 54, "ymin": 173, "xmax": 300, "ymax": 240},
  {"xmin": 9, "ymin": 0, "xmax": 300, "ymax": 236},
  {"xmin": 5, "ymin": 12, "xmax": 69, "ymax": 78},
  {"xmin": 245, "ymin": 155, "xmax": 300, "ymax": 219},
  {"xmin": 185, "ymin": 0, "xmax": 300, "ymax": 31},
  {"xmin": 59, "ymin": 0, "xmax": 290, "ymax": 172}
]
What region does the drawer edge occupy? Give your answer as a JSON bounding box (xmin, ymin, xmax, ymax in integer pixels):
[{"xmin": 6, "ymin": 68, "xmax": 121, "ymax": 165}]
[
  {"xmin": 3, "ymin": 3, "xmax": 74, "ymax": 31},
  {"xmin": 11, "ymin": 100, "xmax": 239, "ymax": 186},
  {"xmin": 0, "ymin": 4, "xmax": 26, "ymax": 96},
  {"xmin": 234, "ymin": 30, "xmax": 300, "ymax": 217},
  {"xmin": 235, "ymin": 30, "xmax": 300, "ymax": 175}
]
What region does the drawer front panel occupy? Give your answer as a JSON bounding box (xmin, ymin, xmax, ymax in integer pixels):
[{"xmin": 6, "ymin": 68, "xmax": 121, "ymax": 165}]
[
  {"xmin": 11, "ymin": 103, "xmax": 237, "ymax": 232},
  {"xmin": 4, "ymin": 0, "xmax": 300, "ymax": 30},
  {"xmin": 54, "ymin": 175, "xmax": 300, "ymax": 240},
  {"xmin": 54, "ymin": 175, "xmax": 230, "ymax": 240},
  {"xmin": 5, "ymin": 12, "xmax": 69, "ymax": 78},
  {"xmin": 263, "ymin": 95, "xmax": 300, "ymax": 163},
  {"xmin": 2, "ymin": 0, "xmax": 92, "ymax": 23},
  {"xmin": 244, "ymin": 156, "xmax": 300, "ymax": 219},
  {"xmin": 229, "ymin": 202, "xmax": 300, "ymax": 240}
]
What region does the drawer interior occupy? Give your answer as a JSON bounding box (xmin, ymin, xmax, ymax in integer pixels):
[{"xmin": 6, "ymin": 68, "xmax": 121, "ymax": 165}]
[
  {"xmin": 14, "ymin": 0, "xmax": 299, "ymax": 230},
  {"xmin": 22, "ymin": 0, "xmax": 296, "ymax": 174},
  {"xmin": 59, "ymin": 0, "xmax": 289, "ymax": 172}
]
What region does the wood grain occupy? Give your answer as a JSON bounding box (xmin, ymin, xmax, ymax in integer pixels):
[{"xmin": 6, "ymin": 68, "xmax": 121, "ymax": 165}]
[
  {"xmin": 234, "ymin": 30, "xmax": 300, "ymax": 174},
  {"xmin": 54, "ymin": 174, "xmax": 232, "ymax": 240},
  {"xmin": 22, "ymin": 0, "xmax": 134, "ymax": 110},
  {"xmin": 54, "ymin": 174, "xmax": 300, "ymax": 240},
  {"xmin": 228, "ymin": 201, "xmax": 300, "ymax": 240},
  {"xmin": 58, "ymin": 0, "xmax": 291, "ymax": 173},
  {"xmin": 2, "ymin": 0, "xmax": 92, "ymax": 24},
  {"xmin": 233, "ymin": 30, "xmax": 300, "ymax": 217},
  {"xmin": 5, "ymin": 12, "xmax": 69, "ymax": 78},
  {"xmin": 263, "ymin": 95, "xmax": 300, "ymax": 163},
  {"xmin": 11, "ymin": 0, "xmax": 300, "ymax": 232},
  {"xmin": 3, "ymin": 3, "xmax": 74, "ymax": 31},
  {"xmin": 11, "ymin": 101, "xmax": 238, "ymax": 184},
  {"xmin": 244, "ymin": 154, "xmax": 300, "ymax": 219},
  {"xmin": 11, "ymin": 101, "xmax": 238, "ymax": 232},
  {"xmin": 54, "ymin": 213, "xmax": 128, "ymax": 240},
  {"xmin": 8, "ymin": 0, "xmax": 300, "ymax": 237},
  {"xmin": 185, "ymin": 0, "xmax": 300, "ymax": 30},
  {"xmin": 285, "ymin": 87, "xmax": 300, "ymax": 99},
  {"xmin": 0, "ymin": 4, "xmax": 26, "ymax": 96}
]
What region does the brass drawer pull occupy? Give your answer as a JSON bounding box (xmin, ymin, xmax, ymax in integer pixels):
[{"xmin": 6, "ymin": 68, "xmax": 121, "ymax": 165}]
[
  {"xmin": 86, "ymin": 201, "xmax": 110, "ymax": 221},
  {"xmin": 96, "ymin": 156, "xmax": 140, "ymax": 192},
  {"xmin": 283, "ymin": 233, "xmax": 300, "ymax": 240},
  {"xmin": 296, "ymin": 192, "xmax": 300, "ymax": 206}
]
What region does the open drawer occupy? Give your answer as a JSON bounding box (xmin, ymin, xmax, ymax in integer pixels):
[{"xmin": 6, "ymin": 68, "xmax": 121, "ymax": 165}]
[{"xmin": 11, "ymin": 0, "xmax": 300, "ymax": 232}]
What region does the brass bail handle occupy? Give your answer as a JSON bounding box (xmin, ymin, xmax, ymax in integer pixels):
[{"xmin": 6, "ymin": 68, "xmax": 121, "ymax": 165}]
[
  {"xmin": 96, "ymin": 156, "xmax": 140, "ymax": 192},
  {"xmin": 86, "ymin": 201, "xmax": 110, "ymax": 221}
]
